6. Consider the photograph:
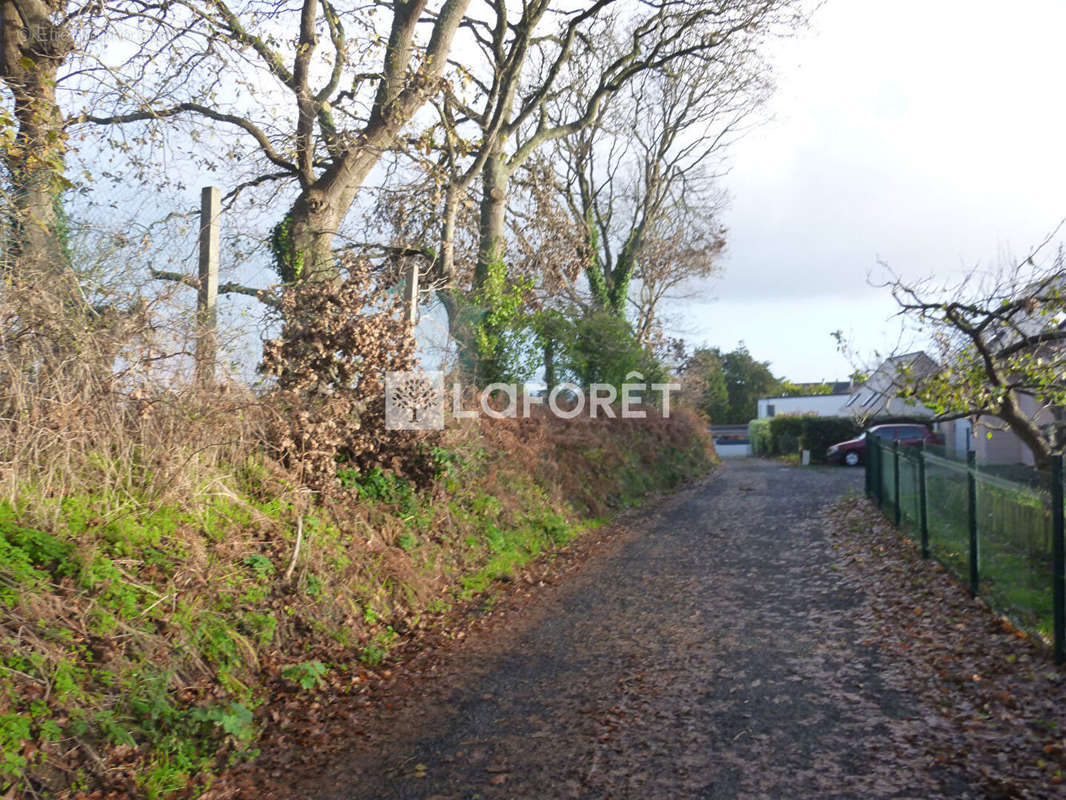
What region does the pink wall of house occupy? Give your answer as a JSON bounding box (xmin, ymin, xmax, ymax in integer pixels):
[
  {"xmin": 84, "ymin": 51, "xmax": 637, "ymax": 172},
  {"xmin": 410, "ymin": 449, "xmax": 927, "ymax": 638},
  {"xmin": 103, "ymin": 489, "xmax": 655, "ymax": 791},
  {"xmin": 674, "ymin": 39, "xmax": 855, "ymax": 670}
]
[{"xmin": 939, "ymin": 395, "xmax": 1052, "ymax": 465}]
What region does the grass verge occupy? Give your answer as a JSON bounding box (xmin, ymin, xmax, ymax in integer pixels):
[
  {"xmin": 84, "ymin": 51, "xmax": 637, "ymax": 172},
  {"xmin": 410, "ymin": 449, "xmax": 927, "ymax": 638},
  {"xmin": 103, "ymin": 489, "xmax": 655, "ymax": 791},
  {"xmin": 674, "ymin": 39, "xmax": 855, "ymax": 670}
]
[{"xmin": 2, "ymin": 407, "xmax": 714, "ymax": 798}]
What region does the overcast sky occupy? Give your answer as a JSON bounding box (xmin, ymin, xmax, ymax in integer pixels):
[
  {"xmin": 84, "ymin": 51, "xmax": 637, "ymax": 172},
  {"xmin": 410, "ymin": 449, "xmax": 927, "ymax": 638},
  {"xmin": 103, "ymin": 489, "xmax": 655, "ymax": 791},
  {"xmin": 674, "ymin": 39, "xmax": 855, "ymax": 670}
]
[{"xmin": 677, "ymin": 0, "xmax": 1066, "ymax": 382}]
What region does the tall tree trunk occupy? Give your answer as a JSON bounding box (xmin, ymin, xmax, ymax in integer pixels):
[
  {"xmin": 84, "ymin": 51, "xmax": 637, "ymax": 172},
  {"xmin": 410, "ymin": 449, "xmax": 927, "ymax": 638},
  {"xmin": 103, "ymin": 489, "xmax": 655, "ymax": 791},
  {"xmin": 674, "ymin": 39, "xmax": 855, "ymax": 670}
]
[
  {"xmin": 581, "ymin": 218, "xmax": 611, "ymax": 312},
  {"xmin": 0, "ymin": 0, "xmax": 77, "ymax": 303},
  {"xmin": 267, "ymin": 0, "xmax": 472, "ymax": 285},
  {"xmin": 439, "ymin": 183, "xmax": 460, "ymax": 286},
  {"xmin": 475, "ymin": 150, "xmax": 511, "ymax": 286},
  {"xmin": 273, "ymin": 188, "xmax": 344, "ymax": 283},
  {"xmin": 468, "ymin": 149, "xmax": 513, "ymax": 385},
  {"xmin": 606, "ymin": 232, "xmax": 641, "ymax": 316},
  {"xmin": 272, "ymin": 149, "xmax": 382, "ymax": 283},
  {"xmin": 543, "ymin": 336, "xmax": 556, "ymax": 393},
  {"xmin": 0, "ymin": 2, "xmax": 128, "ymax": 391},
  {"xmin": 435, "ymin": 186, "xmax": 483, "ymax": 378}
]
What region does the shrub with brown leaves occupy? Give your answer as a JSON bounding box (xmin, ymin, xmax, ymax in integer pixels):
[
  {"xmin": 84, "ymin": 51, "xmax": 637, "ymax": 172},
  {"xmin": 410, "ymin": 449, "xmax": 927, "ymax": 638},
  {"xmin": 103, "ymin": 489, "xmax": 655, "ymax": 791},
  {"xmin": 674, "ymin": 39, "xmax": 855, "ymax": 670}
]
[{"xmin": 258, "ymin": 259, "xmax": 435, "ymax": 489}]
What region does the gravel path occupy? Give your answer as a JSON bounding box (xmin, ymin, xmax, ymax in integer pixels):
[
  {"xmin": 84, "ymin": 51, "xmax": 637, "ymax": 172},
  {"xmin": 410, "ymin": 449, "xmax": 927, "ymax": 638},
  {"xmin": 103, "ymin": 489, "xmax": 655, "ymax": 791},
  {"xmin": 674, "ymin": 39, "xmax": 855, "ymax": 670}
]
[{"xmin": 284, "ymin": 460, "xmax": 979, "ymax": 799}]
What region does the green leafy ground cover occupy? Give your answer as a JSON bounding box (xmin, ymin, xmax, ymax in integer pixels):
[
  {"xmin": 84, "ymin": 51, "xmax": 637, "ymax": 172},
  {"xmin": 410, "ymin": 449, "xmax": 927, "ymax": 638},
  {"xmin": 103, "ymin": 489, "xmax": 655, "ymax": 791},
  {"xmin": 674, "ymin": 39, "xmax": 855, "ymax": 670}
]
[{"xmin": 1, "ymin": 409, "xmax": 714, "ymax": 798}]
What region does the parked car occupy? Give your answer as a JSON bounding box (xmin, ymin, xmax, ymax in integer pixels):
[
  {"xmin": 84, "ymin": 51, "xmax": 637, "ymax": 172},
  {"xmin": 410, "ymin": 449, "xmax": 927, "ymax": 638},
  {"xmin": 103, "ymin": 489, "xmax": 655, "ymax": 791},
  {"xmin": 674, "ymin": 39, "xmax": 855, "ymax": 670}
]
[{"xmin": 827, "ymin": 423, "xmax": 944, "ymax": 466}]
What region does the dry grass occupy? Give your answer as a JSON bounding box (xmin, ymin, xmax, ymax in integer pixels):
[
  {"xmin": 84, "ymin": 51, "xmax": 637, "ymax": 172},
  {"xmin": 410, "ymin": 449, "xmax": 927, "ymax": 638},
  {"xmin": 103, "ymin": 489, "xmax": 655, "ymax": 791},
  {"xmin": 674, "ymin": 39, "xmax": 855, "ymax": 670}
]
[
  {"xmin": 0, "ymin": 286, "xmax": 268, "ymax": 522},
  {"xmin": 468, "ymin": 403, "xmax": 717, "ymax": 516},
  {"xmin": 0, "ymin": 288, "xmax": 716, "ymax": 799}
]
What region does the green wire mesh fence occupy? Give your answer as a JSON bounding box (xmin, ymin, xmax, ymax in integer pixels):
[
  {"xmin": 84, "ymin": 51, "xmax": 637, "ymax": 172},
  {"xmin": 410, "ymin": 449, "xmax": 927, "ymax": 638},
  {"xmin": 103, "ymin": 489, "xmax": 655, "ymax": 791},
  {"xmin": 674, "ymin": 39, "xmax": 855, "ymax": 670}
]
[{"xmin": 866, "ymin": 435, "xmax": 1066, "ymax": 663}]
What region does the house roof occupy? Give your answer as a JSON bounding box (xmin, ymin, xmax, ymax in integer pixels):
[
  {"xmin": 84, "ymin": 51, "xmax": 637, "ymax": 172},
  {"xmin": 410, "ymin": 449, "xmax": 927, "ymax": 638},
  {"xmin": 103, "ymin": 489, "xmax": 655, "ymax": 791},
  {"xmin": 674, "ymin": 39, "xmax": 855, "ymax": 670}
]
[{"xmin": 843, "ymin": 351, "xmax": 937, "ymax": 414}]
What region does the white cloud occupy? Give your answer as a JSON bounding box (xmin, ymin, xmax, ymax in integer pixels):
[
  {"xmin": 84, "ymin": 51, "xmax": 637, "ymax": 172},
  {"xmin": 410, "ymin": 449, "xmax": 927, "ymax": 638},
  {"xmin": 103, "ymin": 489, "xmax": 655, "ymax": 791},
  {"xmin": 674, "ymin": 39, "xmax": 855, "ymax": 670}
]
[{"xmin": 677, "ymin": 0, "xmax": 1066, "ymax": 380}]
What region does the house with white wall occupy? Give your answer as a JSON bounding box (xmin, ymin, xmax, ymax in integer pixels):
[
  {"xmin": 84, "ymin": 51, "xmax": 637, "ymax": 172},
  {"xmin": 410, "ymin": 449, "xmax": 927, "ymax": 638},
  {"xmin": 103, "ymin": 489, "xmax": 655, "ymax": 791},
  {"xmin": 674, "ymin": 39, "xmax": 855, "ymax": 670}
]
[
  {"xmin": 757, "ymin": 381, "xmax": 855, "ymax": 419},
  {"xmin": 756, "ymin": 354, "xmax": 938, "ymax": 422},
  {"xmin": 756, "ymin": 393, "xmax": 851, "ymax": 418}
]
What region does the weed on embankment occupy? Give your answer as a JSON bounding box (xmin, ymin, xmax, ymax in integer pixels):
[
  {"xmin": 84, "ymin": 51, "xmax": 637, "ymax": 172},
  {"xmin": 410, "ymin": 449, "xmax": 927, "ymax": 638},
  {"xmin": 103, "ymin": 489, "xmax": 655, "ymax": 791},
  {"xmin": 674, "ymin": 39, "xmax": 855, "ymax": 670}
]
[{"xmin": 1, "ymin": 403, "xmax": 714, "ymax": 798}]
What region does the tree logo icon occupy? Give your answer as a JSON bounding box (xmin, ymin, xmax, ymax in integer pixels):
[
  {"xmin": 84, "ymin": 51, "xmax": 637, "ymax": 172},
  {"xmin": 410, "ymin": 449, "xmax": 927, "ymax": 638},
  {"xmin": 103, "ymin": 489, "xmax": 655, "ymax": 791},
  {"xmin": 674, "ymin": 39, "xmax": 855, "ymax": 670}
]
[{"xmin": 385, "ymin": 371, "xmax": 445, "ymax": 430}]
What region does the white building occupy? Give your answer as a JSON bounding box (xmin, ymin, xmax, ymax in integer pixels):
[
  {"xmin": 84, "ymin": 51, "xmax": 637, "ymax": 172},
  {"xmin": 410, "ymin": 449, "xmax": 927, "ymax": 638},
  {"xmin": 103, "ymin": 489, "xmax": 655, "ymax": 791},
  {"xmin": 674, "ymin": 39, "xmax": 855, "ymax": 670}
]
[
  {"xmin": 756, "ymin": 393, "xmax": 851, "ymax": 418},
  {"xmin": 756, "ymin": 353, "xmax": 938, "ymax": 427}
]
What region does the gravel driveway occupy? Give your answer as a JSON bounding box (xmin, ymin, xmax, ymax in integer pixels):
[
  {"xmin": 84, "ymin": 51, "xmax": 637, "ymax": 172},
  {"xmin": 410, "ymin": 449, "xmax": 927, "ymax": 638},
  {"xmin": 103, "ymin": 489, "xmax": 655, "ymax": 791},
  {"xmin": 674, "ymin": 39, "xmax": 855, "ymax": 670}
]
[{"xmin": 275, "ymin": 460, "xmax": 980, "ymax": 799}]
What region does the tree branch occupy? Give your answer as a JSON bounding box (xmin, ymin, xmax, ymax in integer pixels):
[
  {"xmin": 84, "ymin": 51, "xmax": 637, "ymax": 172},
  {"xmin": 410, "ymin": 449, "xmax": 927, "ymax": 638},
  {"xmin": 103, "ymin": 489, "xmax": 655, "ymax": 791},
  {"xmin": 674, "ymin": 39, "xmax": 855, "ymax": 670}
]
[
  {"xmin": 150, "ymin": 269, "xmax": 279, "ymax": 307},
  {"xmin": 78, "ymin": 103, "xmax": 298, "ymax": 174}
]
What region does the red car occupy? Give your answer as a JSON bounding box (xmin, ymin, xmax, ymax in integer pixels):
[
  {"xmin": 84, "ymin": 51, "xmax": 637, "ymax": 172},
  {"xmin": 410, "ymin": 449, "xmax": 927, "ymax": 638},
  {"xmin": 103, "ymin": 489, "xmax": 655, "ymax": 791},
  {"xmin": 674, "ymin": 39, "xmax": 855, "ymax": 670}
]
[{"xmin": 827, "ymin": 423, "xmax": 944, "ymax": 466}]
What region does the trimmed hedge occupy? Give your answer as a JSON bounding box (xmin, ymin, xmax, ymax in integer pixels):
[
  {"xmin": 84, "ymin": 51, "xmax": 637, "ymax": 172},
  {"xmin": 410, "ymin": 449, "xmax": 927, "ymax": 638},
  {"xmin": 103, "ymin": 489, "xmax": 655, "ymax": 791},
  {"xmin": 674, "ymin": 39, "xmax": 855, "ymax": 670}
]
[
  {"xmin": 748, "ymin": 418, "xmax": 772, "ymax": 456},
  {"xmin": 747, "ymin": 414, "xmax": 934, "ymax": 463},
  {"xmin": 799, "ymin": 417, "xmax": 862, "ymax": 461}
]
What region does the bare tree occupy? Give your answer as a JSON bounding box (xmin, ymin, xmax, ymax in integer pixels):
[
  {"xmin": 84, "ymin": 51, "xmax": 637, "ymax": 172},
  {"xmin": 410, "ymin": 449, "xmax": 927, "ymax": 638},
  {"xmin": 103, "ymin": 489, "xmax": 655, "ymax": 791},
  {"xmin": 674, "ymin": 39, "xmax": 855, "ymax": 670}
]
[
  {"xmin": 1, "ymin": 1, "xmax": 65, "ymax": 261},
  {"xmin": 879, "ymin": 236, "xmax": 1066, "ymax": 468},
  {"xmin": 80, "ymin": 0, "xmax": 472, "ymax": 285},
  {"xmin": 630, "ymin": 207, "xmax": 726, "ymax": 346},
  {"xmin": 428, "ymin": 0, "xmax": 800, "ymax": 383},
  {"xmin": 471, "ymin": 0, "xmax": 793, "ymax": 281},
  {"xmin": 1, "ymin": 0, "xmax": 97, "ymax": 304},
  {"xmin": 554, "ymin": 45, "xmax": 763, "ymax": 322},
  {"xmin": 0, "ymin": 0, "xmax": 203, "ymax": 390},
  {"xmin": 395, "ymin": 0, "xmax": 639, "ymax": 373}
]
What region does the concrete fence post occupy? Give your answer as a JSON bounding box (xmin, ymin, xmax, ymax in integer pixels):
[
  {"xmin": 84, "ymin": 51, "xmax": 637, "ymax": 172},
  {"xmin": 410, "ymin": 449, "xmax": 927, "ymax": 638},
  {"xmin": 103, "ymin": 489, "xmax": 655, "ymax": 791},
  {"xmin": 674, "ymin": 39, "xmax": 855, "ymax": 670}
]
[{"xmin": 196, "ymin": 186, "xmax": 220, "ymax": 387}]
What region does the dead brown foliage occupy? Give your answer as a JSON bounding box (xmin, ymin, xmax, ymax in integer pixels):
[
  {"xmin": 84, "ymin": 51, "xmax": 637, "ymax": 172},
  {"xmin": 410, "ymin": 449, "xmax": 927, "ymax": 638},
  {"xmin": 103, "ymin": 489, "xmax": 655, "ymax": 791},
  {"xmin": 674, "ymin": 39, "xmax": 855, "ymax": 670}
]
[
  {"xmin": 258, "ymin": 259, "xmax": 435, "ymax": 490},
  {"xmin": 827, "ymin": 498, "xmax": 1066, "ymax": 797},
  {"xmin": 446, "ymin": 402, "xmax": 716, "ymax": 517},
  {"xmin": 0, "ymin": 282, "xmax": 265, "ymax": 519}
]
